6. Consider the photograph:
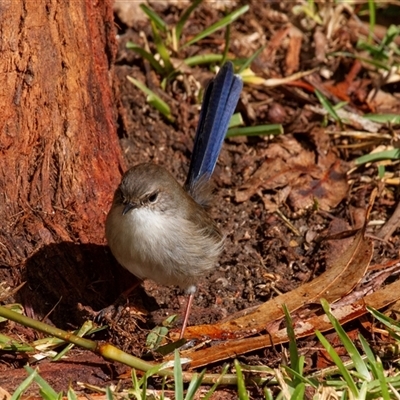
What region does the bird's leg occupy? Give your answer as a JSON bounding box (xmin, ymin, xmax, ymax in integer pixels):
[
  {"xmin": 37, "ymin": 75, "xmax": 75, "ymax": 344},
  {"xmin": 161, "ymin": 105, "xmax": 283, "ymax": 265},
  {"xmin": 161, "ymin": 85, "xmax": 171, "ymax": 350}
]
[{"xmin": 180, "ymin": 291, "xmax": 195, "ymax": 339}]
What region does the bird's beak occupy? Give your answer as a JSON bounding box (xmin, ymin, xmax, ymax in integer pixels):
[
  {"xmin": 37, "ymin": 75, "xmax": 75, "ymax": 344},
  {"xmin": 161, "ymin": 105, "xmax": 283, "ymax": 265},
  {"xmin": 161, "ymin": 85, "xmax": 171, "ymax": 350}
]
[{"xmin": 122, "ymin": 202, "xmax": 136, "ymax": 215}]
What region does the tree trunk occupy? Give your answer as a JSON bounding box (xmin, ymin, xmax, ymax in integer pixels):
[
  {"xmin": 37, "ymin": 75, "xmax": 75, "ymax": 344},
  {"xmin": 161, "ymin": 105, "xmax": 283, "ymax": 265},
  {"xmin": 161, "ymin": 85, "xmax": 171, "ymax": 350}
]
[{"xmin": 0, "ymin": 1, "xmax": 126, "ymax": 324}]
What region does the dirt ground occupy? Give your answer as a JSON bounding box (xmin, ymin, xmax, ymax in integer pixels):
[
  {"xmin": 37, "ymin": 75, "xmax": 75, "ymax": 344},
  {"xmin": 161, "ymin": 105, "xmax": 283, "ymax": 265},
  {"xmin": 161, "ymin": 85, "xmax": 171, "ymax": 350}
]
[
  {"xmin": 1, "ymin": 1, "xmax": 400, "ymax": 396},
  {"xmin": 111, "ymin": 0, "xmax": 399, "ymax": 347}
]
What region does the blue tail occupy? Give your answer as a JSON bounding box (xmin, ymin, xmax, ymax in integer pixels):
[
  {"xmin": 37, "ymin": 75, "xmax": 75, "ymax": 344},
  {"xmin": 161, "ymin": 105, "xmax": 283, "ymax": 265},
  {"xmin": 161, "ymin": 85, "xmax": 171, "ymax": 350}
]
[{"xmin": 185, "ymin": 62, "xmax": 243, "ymax": 193}]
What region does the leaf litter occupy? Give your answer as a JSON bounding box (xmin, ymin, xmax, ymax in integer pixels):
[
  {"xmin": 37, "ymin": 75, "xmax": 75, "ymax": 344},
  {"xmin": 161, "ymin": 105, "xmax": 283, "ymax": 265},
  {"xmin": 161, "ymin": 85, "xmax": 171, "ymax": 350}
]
[
  {"xmin": 106, "ymin": 0, "xmax": 400, "ymax": 380},
  {"xmin": 2, "ymin": 0, "xmax": 400, "ymax": 394}
]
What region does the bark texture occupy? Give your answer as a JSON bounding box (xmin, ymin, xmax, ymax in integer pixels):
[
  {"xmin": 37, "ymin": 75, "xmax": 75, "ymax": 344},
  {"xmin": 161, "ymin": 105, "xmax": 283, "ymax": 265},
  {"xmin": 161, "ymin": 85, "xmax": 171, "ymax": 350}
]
[{"xmin": 0, "ymin": 1, "xmax": 127, "ymax": 323}]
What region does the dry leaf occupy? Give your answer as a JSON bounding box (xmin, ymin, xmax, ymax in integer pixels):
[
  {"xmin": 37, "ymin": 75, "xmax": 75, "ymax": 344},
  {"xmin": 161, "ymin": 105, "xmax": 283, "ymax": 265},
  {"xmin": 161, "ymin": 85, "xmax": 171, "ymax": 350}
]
[
  {"xmin": 235, "ymin": 136, "xmax": 348, "ymax": 211},
  {"xmin": 183, "ymin": 229, "xmax": 372, "ymax": 340},
  {"xmin": 184, "ymin": 257, "xmax": 400, "ymax": 370},
  {"xmin": 286, "ymin": 25, "xmax": 303, "ymax": 75}
]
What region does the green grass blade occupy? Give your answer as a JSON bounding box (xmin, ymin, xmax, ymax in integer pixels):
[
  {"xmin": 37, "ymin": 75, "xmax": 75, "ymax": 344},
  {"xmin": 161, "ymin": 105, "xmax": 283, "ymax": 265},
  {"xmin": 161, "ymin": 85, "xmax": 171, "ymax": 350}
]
[
  {"xmin": 316, "ymin": 331, "xmax": 359, "ymax": 397},
  {"xmin": 363, "ymin": 113, "xmax": 400, "ymax": 124},
  {"xmin": 366, "ymin": 306, "xmax": 400, "ymax": 340},
  {"xmin": 234, "ymin": 359, "xmax": 249, "ymax": 400},
  {"xmin": 283, "ymin": 365, "xmax": 318, "ymax": 388},
  {"xmin": 140, "ymin": 362, "xmax": 168, "ymax": 387},
  {"xmin": 238, "ymin": 45, "xmax": 265, "ymax": 74},
  {"xmin": 141, "ymin": 367, "xmax": 148, "ymax": 399},
  {"xmin": 290, "ymin": 382, "xmax": 305, "ymax": 399},
  {"xmin": 321, "ymin": 299, "xmax": 370, "ymax": 381},
  {"xmin": 328, "ymin": 51, "xmax": 390, "ymax": 71},
  {"xmin": 367, "ymin": 0, "xmax": 376, "ymax": 44},
  {"xmin": 154, "ymin": 339, "xmax": 186, "ymax": 357},
  {"xmin": 11, "ymin": 368, "xmax": 38, "ymax": 400},
  {"xmin": 359, "ymin": 381, "xmax": 368, "ymax": 399},
  {"xmin": 183, "ymin": 5, "xmax": 249, "ymax": 48},
  {"xmin": 0, "ymin": 303, "xmax": 24, "ymax": 323},
  {"xmin": 174, "ymin": 350, "xmax": 184, "ymax": 400},
  {"xmin": 130, "ymin": 368, "xmax": 140, "ymax": 392},
  {"xmin": 357, "ymin": 40, "xmax": 388, "ymax": 61},
  {"xmin": 228, "ymin": 113, "xmax": 243, "ymax": 128},
  {"xmin": 299, "ymin": 0, "xmax": 322, "ymax": 24},
  {"xmin": 150, "ymin": 21, "xmax": 174, "ymax": 74},
  {"xmin": 221, "ymin": 24, "xmax": 230, "ymax": 66},
  {"xmin": 202, "ymin": 364, "xmax": 230, "ymax": 400},
  {"xmin": 185, "ymin": 369, "xmax": 206, "ymax": 400},
  {"xmin": 0, "ymin": 333, "xmax": 34, "ymax": 351},
  {"xmin": 359, "ymin": 335, "xmax": 390, "ymax": 400},
  {"xmin": 333, "ymin": 101, "xmax": 348, "ymax": 110},
  {"xmin": 140, "ymin": 4, "xmax": 167, "ymax": 33},
  {"xmin": 67, "ymin": 387, "xmax": 78, "ymax": 400},
  {"xmin": 355, "ymin": 148, "xmax": 400, "ymax": 165},
  {"xmin": 226, "ymin": 124, "xmax": 283, "ymax": 137},
  {"xmin": 105, "ymin": 387, "xmax": 113, "ymax": 400},
  {"xmin": 126, "ymin": 42, "xmax": 165, "ymax": 75},
  {"xmin": 24, "ymin": 366, "xmax": 60, "ymax": 400},
  {"xmin": 264, "ymin": 387, "xmax": 273, "ymax": 400},
  {"xmin": 184, "ymin": 54, "xmax": 224, "ymax": 67},
  {"xmin": 383, "ymin": 24, "xmax": 400, "ymax": 49},
  {"xmin": 358, "ymin": 334, "xmax": 378, "ymax": 367},
  {"xmin": 378, "ymin": 164, "xmax": 385, "ymax": 178},
  {"xmin": 53, "ymin": 320, "xmax": 94, "ymax": 361},
  {"xmin": 283, "ymin": 305, "xmax": 301, "ymax": 381},
  {"xmin": 175, "ymin": 0, "xmax": 203, "ymax": 45},
  {"xmin": 314, "ymin": 89, "xmax": 342, "ymax": 126},
  {"xmin": 127, "ymin": 76, "xmax": 174, "ymax": 122}
]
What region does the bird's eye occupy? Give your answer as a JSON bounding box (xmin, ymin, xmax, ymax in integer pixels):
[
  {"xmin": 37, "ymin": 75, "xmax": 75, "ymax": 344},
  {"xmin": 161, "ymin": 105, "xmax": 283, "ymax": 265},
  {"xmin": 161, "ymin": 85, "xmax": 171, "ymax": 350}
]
[{"xmin": 148, "ymin": 192, "xmax": 158, "ymax": 203}]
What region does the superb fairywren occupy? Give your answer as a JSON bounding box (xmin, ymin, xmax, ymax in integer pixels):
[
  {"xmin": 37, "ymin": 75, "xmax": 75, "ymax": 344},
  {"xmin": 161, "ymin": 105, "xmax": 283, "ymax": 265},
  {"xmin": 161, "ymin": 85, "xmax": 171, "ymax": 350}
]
[{"xmin": 106, "ymin": 62, "xmax": 242, "ymax": 338}]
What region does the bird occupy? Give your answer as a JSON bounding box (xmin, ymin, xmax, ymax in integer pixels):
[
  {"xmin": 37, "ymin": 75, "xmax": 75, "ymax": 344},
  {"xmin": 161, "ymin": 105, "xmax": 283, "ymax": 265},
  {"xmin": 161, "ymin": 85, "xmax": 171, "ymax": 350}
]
[{"xmin": 105, "ymin": 62, "xmax": 242, "ymax": 338}]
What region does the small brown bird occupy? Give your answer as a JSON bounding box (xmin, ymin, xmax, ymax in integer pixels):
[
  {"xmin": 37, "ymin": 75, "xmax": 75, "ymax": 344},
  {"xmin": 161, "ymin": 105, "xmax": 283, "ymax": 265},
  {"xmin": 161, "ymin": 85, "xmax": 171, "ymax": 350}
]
[{"xmin": 106, "ymin": 62, "xmax": 242, "ymax": 337}]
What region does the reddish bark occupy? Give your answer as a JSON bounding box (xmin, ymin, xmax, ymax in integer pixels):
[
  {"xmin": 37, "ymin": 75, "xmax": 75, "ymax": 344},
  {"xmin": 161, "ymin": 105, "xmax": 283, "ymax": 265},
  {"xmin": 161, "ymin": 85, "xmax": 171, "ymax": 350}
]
[{"xmin": 0, "ymin": 1, "xmax": 126, "ymax": 323}]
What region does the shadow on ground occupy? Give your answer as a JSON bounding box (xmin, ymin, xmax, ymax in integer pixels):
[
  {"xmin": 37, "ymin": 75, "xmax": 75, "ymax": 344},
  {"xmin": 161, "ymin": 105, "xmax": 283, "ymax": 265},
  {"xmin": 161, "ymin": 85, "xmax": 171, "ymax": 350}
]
[{"xmin": 17, "ymin": 242, "xmax": 140, "ymax": 328}]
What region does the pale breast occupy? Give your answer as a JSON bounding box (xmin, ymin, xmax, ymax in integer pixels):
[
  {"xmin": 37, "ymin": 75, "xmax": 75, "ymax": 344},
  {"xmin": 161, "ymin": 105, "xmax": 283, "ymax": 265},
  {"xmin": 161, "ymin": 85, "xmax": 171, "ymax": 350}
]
[{"xmin": 105, "ymin": 204, "xmax": 223, "ymax": 291}]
